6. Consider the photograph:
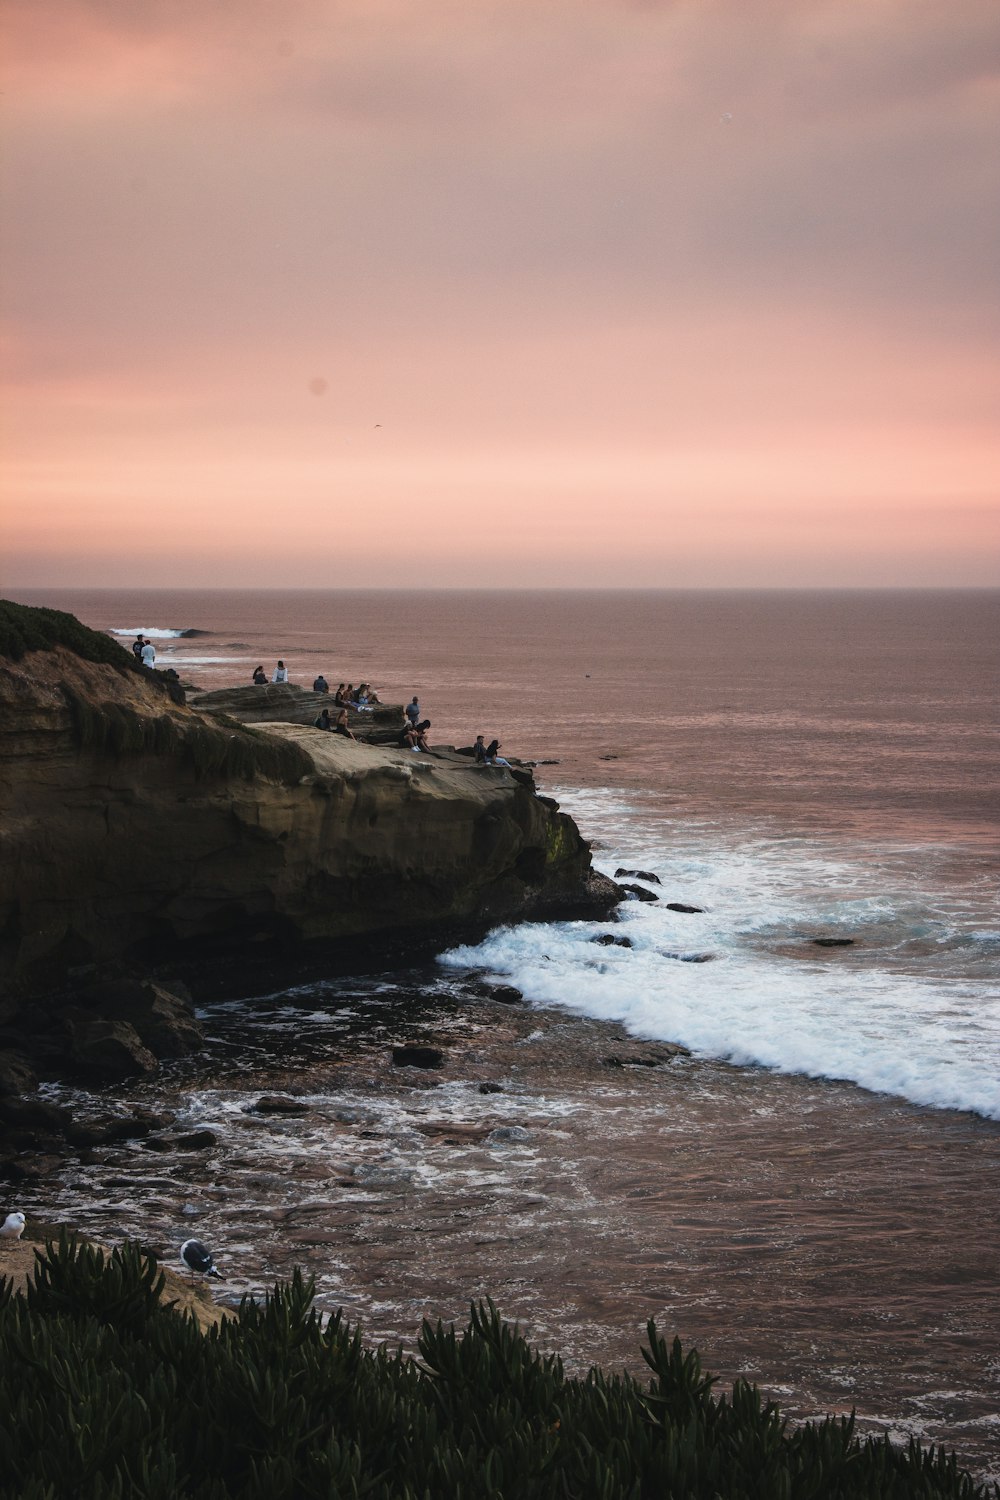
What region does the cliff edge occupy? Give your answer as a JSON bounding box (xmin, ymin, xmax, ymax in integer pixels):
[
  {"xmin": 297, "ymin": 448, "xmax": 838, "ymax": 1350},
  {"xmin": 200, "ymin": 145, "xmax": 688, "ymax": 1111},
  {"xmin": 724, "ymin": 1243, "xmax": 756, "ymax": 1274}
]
[{"xmin": 0, "ymin": 601, "xmax": 612, "ymax": 1073}]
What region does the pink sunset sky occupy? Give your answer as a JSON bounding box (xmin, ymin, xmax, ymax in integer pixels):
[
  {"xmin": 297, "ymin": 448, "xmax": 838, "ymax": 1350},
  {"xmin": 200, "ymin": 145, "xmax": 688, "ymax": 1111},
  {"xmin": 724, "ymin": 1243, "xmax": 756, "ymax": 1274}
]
[{"xmin": 1, "ymin": 0, "xmax": 998, "ymax": 589}]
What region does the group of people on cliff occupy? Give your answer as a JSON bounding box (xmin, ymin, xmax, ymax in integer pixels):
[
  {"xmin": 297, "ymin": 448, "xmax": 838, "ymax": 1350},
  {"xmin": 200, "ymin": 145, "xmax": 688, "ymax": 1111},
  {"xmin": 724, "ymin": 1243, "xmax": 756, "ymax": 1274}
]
[
  {"xmin": 252, "ymin": 664, "xmax": 379, "ymax": 710},
  {"xmin": 250, "ymin": 664, "xmax": 506, "ymax": 766}
]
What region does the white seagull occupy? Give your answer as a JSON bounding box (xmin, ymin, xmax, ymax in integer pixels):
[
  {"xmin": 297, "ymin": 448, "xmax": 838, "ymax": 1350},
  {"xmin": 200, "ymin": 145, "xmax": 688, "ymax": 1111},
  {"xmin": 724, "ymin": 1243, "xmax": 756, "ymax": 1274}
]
[
  {"xmin": 180, "ymin": 1238, "xmax": 222, "ymax": 1281},
  {"xmin": 1, "ymin": 1211, "xmax": 26, "ymax": 1240}
]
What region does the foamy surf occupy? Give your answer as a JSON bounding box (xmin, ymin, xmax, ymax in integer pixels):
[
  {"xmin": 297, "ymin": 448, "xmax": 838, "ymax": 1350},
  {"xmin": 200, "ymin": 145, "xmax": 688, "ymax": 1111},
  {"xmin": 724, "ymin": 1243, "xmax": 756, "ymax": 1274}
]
[
  {"xmin": 440, "ymin": 787, "xmax": 1000, "ymax": 1121},
  {"xmin": 112, "ymin": 626, "xmax": 189, "ymax": 638}
]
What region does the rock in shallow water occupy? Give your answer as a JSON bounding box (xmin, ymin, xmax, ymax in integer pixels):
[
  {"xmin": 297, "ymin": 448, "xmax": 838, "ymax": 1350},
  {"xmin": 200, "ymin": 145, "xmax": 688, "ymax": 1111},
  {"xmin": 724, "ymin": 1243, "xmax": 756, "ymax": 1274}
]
[
  {"xmin": 620, "ymin": 884, "xmax": 659, "ymax": 904},
  {"xmin": 392, "ymin": 1044, "xmax": 445, "ymax": 1069},
  {"xmin": 247, "ymin": 1096, "xmax": 311, "ymax": 1115}
]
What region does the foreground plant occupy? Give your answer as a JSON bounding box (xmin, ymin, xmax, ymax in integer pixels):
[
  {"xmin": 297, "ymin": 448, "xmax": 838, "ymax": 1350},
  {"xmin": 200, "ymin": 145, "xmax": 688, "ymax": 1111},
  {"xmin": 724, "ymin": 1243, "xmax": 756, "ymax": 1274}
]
[{"xmin": 0, "ymin": 1235, "xmax": 991, "ymax": 1499}]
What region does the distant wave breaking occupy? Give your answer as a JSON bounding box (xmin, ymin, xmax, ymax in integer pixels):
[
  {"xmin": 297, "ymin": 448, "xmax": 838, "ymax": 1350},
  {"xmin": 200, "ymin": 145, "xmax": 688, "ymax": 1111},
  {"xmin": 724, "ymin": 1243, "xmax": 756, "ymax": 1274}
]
[{"xmin": 111, "ymin": 627, "xmax": 211, "ymax": 639}]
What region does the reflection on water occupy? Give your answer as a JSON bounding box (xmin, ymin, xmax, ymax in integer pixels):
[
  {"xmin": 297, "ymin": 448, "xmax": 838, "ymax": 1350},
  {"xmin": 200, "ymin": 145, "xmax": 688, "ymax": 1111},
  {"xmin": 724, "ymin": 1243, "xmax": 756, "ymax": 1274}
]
[{"xmin": 24, "ymin": 973, "xmax": 1000, "ymax": 1484}]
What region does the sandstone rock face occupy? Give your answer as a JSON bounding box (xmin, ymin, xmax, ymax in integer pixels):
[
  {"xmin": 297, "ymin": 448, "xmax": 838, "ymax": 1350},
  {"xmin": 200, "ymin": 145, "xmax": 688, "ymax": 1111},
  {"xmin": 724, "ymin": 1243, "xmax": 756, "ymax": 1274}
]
[{"xmin": 0, "ymin": 622, "xmax": 611, "ymax": 1042}]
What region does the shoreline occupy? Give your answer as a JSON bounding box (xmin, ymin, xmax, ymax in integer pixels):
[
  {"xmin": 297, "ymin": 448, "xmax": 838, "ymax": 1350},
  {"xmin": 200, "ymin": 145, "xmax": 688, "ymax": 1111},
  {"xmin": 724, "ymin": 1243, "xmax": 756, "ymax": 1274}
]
[{"xmin": 7, "ymin": 970, "xmax": 1000, "ymax": 1483}]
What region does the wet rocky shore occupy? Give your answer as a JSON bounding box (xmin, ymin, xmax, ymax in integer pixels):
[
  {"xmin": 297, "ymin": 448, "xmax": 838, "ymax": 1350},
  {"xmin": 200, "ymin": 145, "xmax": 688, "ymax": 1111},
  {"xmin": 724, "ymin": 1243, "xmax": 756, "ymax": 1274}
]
[{"xmin": 5, "ymin": 966, "xmax": 999, "ymax": 1486}]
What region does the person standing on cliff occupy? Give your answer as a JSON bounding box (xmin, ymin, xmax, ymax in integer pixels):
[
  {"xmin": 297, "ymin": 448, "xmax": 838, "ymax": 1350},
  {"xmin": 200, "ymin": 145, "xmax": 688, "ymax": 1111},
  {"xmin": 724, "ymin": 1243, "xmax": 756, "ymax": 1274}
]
[
  {"xmin": 132, "ymin": 633, "xmax": 145, "ymax": 661},
  {"xmin": 140, "ymin": 639, "xmax": 156, "ymax": 669},
  {"xmin": 272, "ymin": 661, "xmax": 289, "ymax": 683},
  {"xmin": 405, "ymin": 695, "xmax": 420, "ymax": 726}
]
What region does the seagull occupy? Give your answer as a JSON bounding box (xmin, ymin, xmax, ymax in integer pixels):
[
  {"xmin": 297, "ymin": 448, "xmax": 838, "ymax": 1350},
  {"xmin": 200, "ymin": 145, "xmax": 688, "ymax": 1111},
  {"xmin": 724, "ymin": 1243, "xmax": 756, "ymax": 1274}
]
[
  {"xmin": 180, "ymin": 1238, "xmax": 222, "ymax": 1281},
  {"xmin": 1, "ymin": 1211, "xmax": 25, "ymax": 1240}
]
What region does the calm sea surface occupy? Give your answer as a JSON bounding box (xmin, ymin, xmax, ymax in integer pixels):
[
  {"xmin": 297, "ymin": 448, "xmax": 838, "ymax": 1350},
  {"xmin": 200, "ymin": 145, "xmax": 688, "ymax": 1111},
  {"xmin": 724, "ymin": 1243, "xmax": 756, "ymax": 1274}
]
[{"xmin": 11, "ymin": 586, "xmax": 1000, "ymax": 1479}]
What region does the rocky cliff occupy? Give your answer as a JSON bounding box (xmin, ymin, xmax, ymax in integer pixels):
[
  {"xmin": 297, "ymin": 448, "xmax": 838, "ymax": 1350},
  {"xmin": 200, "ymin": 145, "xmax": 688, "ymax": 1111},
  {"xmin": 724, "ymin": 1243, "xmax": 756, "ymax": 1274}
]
[{"xmin": 0, "ymin": 601, "xmax": 613, "ymax": 1079}]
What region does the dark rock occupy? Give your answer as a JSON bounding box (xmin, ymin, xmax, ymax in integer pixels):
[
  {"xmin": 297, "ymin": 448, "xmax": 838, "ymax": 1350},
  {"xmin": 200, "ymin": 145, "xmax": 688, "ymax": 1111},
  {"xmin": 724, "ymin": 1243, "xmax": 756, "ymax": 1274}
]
[
  {"xmin": 614, "ymin": 868, "xmax": 661, "ymax": 885},
  {"xmin": 604, "ymin": 1044, "xmax": 689, "ymax": 1069},
  {"xmin": 812, "ymin": 937, "xmax": 856, "ymax": 947},
  {"xmin": 599, "ymin": 754, "xmax": 619, "ymax": 761},
  {"xmin": 392, "ymin": 1044, "xmax": 445, "ymax": 1069},
  {"xmin": 128, "ymin": 1106, "xmax": 177, "ymax": 1133},
  {"xmin": 468, "ymin": 981, "xmax": 523, "ymax": 1005},
  {"xmin": 478, "ymin": 1082, "xmax": 504, "ymax": 1094},
  {"xmin": 0, "ymin": 1052, "xmax": 38, "ymax": 1097},
  {"xmin": 81, "ymin": 978, "xmax": 203, "ymax": 1059},
  {"xmin": 592, "ymin": 934, "xmax": 633, "ymax": 948},
  {"xmin": 666, "ymin": 902, "xmax": 704, "ymax": 914},
  {"xmin": 620, "ymin": 884, "xmax": 659, "ymax": 904},
  {"xmin": 174, "ymin": 1130, "xmax": 218, "ymax": 1150},
  {"xmin": 248, "ymin": 1096, "xmax": 311, "ymax": 1115},
  {"xmin": 488, "ymin": 985, "xmax": 523, "ymax": 1006},
  {"xmin": 0, "ymin": 1094, "xmax": 69, "ymax": 1134},
  {"xmin": 63, "ymin": 1015, "xmax": 159, "ymax": 1081}
]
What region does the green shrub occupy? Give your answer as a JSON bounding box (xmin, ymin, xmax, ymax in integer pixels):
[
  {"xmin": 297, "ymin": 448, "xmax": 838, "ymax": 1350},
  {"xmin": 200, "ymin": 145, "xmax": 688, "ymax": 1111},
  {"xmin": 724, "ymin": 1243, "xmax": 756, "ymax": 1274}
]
[
  {"xmin": 0, "ymin": 600, "xmax": 137, "ymax": 669},
  {"xmin": 0, "ymin": 1238, "xmax": 991, "ymax": 1500}
]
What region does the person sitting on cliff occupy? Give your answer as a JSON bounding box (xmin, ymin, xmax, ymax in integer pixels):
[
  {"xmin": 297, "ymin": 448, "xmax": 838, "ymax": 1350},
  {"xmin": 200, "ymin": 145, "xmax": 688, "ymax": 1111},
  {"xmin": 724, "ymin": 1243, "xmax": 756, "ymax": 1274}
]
[
  {"xmin": 352, "ymin": 684, "xmax": 374, "ymax": 711},
  {"xmin": 315, "ymin": 708, "xmax": 333, "ymax": 731},
  {"xmin": 272, "ymin": 661, "xmax": 289, "ymax": 683},
  {"xmin": 334, "ymin": 683, "xmax": 349, "ymax": 706},
  {"xmin": 484, "ymin": 738, "xmax": 510, "ymax": 767},
  {"xmin": 313, "ymin": 674, "xmax": 329, "ymax": 694},
  {"xmin": 473, "ymin": 734, "xmax": 488, "ymax": 763},
  {"xmin": 360, "ymin": 682, "xmax": 382, "ymax": 704},
  {"xmin": 402, "ymin": 719, "xmax": 431, "ymax": 752},
  {"xmin": 334, "ymin": 708, "xmax": 357, "ymax": 740},
  {"xmin": 252, "ymin": 665, "xmax": 267, "ymax": 685}
]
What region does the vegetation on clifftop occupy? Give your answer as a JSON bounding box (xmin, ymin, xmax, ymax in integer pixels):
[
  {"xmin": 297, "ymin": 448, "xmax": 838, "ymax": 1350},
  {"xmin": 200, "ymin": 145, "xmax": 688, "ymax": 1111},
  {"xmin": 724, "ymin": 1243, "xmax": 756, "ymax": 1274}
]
[
  {"xmin": 0, "ymin": 1234, "xmax": 991, "ymax": 1500},
  {"xmin": 0, "ymin": 598, "xmax": 147, "ymax": 673},
  {"xmin": 61, "ymin": 687, "xmax": 314, "ymax": 784}
]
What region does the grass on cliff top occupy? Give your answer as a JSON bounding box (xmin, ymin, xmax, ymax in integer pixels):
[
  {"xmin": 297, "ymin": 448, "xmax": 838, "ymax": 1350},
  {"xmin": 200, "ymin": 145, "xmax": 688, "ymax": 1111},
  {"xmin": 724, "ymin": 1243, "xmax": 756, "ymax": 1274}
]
[
  {"xmin": 61, "ymin": 689, "xmax": 314, "ymax": 785},
  {"xmin": 0, "ymin": 1233, "xmax": 991, "ymax": 1500},
  {"xmin": 0, "ymin": 598, "xmax": 140, "ymax": 671}
]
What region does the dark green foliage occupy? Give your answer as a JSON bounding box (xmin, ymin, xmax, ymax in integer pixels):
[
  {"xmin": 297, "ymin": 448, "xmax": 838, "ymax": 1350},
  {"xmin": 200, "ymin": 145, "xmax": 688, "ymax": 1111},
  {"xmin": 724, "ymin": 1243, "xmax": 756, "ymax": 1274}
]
[
  {"xmin": 0, "ymin": 599, "xmax": 139, "ymax": 669},
  {"xmin": 0, "ymin": 1241, "xmax": 992, "ymax": 1500},
  {"xmin": 60, "ymin": 686, "xmax": 313, "ymax": 785}
]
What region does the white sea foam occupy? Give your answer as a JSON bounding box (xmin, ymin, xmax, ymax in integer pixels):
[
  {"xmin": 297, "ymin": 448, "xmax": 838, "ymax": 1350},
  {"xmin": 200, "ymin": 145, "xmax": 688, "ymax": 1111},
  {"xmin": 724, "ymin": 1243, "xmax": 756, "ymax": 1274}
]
[
  {"xmin": 156, "ymin": 654, "xmax": 249, "ymax": 665},
  {"xmin": 112, "ymin": 626, "xmax": 188, "ymax": 638},
  {"xmin": 440, "ymin": 788, "xmax": 1000, "ymax": 1120}
]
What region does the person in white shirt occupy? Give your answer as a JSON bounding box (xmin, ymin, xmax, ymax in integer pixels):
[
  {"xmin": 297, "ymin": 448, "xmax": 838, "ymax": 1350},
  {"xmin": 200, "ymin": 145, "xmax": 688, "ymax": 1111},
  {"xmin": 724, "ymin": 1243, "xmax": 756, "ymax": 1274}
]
[
  {"xmin": 140, "ymin": 640, "xmax": 156, "ymax": 668},
  {"xmin": 272, "ymin": 660, "xmax": 289, "ymax": 683}
]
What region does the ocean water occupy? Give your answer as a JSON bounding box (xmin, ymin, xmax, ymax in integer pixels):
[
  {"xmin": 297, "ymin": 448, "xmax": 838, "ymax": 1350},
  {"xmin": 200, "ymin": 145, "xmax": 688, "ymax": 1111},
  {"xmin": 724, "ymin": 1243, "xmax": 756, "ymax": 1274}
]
[{"xmin": 20, "ymin": 586, "xmax": 1000, "ymax": 1121}]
